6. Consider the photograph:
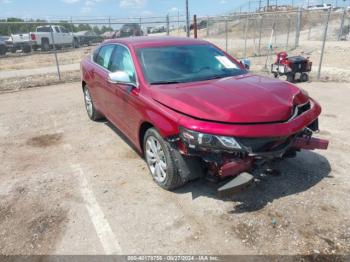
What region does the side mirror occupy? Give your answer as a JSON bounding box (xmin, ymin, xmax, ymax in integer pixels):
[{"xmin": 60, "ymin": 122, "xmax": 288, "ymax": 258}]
[
  {"xmin": 108, "ymin": 71, "xmax": 137, "ymax": 87},
  {"xmin": 240, "ymin": 59, "xmax": 251, "ymax": 70}
]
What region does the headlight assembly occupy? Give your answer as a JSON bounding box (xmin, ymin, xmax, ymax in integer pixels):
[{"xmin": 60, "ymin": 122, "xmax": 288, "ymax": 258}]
[{"xmin": 179, "ymin": 127, "xmax": 242, "ymax": 151}]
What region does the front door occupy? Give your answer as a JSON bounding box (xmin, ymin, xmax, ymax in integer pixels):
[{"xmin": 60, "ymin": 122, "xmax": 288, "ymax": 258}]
[{"xmin": 106, "ymin": 44, "xmax": 140, "ymax": 141}]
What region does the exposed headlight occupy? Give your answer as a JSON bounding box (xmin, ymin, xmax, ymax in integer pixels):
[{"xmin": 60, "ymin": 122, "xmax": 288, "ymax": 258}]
[{"xmin": 179, "ymin": 127, "xmax": 242, "ymax": 151}]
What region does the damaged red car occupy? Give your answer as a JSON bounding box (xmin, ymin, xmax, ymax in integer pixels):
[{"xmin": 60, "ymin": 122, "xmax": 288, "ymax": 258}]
[{"xmin": 81, "ymin": 37, "xmax": 329, "ymax": 196}]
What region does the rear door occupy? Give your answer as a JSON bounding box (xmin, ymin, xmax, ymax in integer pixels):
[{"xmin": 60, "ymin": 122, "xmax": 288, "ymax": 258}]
[
  {"xmin": 60, "ymin": 26, "xmax": 72, "ymax": 44},
  {"xmin": 52, "ymin": 26, "xmax": 62, "ymax": 45}
]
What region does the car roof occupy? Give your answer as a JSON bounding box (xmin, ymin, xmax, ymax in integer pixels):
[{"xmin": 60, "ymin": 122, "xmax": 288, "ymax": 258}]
[{"xmin": 103, "ymin": 36, "xmax": 209, "ymax": 48}]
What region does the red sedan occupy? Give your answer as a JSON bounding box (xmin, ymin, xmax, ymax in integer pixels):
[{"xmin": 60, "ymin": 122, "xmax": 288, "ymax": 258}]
[{"xmin": 81, "ymin": 37, "xmax": 328, "ymax": 195}]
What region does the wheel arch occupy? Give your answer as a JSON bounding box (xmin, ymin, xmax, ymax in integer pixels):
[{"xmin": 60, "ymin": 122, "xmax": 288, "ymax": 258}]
[
  {"xmin": 82, "ymin": 80, "xmax": 87, "ymax": 90},
  {"xmin": 138, "ymin": 121, "xmax": 154, "ymax": 154},
  {"xmin": 41, "ymin": 37, "xmax": 49, "ymax": 43}
]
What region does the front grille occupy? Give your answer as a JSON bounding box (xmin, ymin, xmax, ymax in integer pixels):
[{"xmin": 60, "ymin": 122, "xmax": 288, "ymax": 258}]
[{"xmin": 238, "ymin": 136, "xmax": 292, "ymax": 153}]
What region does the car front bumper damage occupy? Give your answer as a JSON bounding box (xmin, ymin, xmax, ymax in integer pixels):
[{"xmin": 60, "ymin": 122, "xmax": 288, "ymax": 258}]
[{"xmin": 168, "ymin": 125, "xmax": 329, "ymax": 197}]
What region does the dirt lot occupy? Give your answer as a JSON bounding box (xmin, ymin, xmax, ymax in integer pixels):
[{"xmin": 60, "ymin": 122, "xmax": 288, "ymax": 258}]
[{"xmin": 0, "ymin": 81, "xmax": 349, "ymax": 255}]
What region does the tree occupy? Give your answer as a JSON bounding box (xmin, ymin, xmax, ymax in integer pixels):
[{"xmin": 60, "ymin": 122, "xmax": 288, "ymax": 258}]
[{"xmin": 92, "ymin": 25, "xmax": 101, "ymax": 34}]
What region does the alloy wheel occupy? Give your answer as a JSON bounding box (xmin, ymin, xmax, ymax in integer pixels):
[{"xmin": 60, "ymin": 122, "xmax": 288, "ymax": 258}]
[
  {"xmin": 145, "ymin": 136, "xmax": 167, "ymax": 183},
  {"xmin": 84, "ymin": 88, "xmax": 93, "ymax": 117}
]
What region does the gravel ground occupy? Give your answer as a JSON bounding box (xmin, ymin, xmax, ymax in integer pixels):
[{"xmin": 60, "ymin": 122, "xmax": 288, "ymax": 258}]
[{"xmin": 0, "ymin": 81, "xmax": 350, "ymax": 256}]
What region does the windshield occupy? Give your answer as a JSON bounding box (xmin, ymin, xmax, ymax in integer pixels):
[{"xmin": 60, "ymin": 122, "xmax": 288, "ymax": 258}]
[{"xmin": 136, "ymin": 44, "xmax": 247, "ymax": 85}]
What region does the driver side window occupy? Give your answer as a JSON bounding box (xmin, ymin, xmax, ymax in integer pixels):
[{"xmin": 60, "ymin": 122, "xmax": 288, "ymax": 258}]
[
  {"xmin": 96, "ymin": 45, "xmax": 114, "ymax": 69},
  {"xmin": 108, "ymin": 45, "xmax": 136, "ymax": 83}
]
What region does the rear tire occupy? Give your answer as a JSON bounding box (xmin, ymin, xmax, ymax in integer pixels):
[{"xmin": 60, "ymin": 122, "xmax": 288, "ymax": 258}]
[
  {"xmin": 73, "ymin": 38, "xmax": 80, "ymax": 48},
  {"xmin": 22, "ymin": 45, "xmax": 31, "ymax": 53},
  {"xmin": 144, "ymin": 128, "xmax": 185, "ymax": 190},
  {"xmin": 0, "ymin": 45, "xmax": 6, "ymax": 56},
  {"xmin": 300, "ymin": 73, "xmax": 309, "ymax": 82},
  {"xmin": 83, "ymin": 86, "xmax": 104, "ymax": 121},
  {"xmin": 287, "ymin": 73, "xmax": 295, "ymax": 83},
  {"xmin": 41, "ymin": 39, "xmax": 50, "ymax": 52}
]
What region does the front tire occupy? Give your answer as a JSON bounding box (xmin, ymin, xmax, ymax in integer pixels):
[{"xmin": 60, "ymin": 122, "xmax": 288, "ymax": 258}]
[
  {"xmin": 144, "ymin": 128, "xmax": 184, "ymax": 190},
  {"xmin": 83, "ymin": 86, "xmax": 104, "ymax": 121}
]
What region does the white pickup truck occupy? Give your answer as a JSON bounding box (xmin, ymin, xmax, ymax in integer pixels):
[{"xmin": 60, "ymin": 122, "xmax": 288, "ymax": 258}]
[{"xmin": 10, "ymin": 25, "xmax": 79, "ymax": 53}]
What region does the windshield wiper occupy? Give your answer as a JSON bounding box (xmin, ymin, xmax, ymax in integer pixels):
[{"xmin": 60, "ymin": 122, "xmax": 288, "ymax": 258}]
[
  {"xmin": 150, "ymin": 80, "xmax": 183, "ymax": 85},
  {"xmin": 203, "ymin": 74, "xmax": 229, "ymax": 81}
]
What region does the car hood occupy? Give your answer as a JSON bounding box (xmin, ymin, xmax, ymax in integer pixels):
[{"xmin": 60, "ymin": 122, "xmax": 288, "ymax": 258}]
[{"xmin": 150, "ymin": 74, "xmax": 305, "ymax": 124}]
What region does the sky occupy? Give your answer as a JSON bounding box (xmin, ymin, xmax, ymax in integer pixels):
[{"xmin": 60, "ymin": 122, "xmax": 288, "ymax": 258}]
[{"xmin": 0, "ymin": 0, "xmax": 341, "ymax": 19}]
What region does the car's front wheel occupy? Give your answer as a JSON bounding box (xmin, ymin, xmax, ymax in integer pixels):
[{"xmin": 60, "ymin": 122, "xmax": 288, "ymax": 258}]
[
  {"xmin": 144, "ymin": 128, "xmax": 184, "ymax": 190},
  {"xmin": 83, "ymin": 86, "xmax": 104, "ymax": 121}
]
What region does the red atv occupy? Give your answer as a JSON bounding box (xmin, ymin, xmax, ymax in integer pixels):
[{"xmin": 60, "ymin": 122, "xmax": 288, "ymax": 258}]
[{"xmin": 271, "ymin": 51, "xmax": 312, "ymax": 83}]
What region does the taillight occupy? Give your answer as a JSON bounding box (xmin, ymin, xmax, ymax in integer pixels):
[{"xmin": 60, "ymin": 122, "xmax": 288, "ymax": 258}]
[{"xmin": 30, "ymin": 33, "xmax": 36, "ymax": 41}]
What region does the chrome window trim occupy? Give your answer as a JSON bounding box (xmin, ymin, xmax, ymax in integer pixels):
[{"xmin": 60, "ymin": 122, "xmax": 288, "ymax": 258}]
[{"xmin": 90, "ymin": 42, "xmax": 139, "ymax": 88}]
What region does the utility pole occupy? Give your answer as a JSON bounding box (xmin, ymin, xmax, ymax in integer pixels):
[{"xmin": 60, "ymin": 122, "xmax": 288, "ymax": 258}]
[{"xmin": 186, "ymin": 0, "xmax": 190, "ymax": 37}]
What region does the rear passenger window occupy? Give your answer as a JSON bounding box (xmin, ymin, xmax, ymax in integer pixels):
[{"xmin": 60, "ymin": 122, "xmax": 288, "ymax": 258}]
[
  {"xmin": 95, "ymin": 45, "xmax": 115, "ymax": 69},
  {"xmin": 92, "ymin": 47, "xmax": 100, "ymax": 63}
]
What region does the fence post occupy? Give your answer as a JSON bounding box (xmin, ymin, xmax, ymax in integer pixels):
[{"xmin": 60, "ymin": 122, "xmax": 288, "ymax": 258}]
[
  {"xmin": 50, "ymin": 24, "xmax": 61, "ymax": 81},
  {"xmin": 295, "ymin": 7, "xmax": 302, "ymax": 49},
  {"xmin": 177, "ymin": 10, "xmax": 180, "ymax": 35},
  {"xmin": 139, "ymin": 17, "xmax": 142, "ymax": 33},
  {"xmin": 265, "ymin": 15, "xmax": 277, "ymax": 68},
  {"xmin": 317, "ymin": 8, "xmax": 331, "ymax": 80},
  {"xmin": 338, "ymin": 8, "xmax": 346, "ymax": 41},
  {"xmin": 286, "ymin": 17, "xmax": 291, "ymax": 50},
  {"xmin": 244, "ymin": 15, "xmax": 249, "ymax": 58},
  {"xmin": 206, "ymin": 16, "xmax": 210, "ymax": 36},
  {"xmin": 308, "ymin": 24, "xmax": 312, "ymax": 40},
  {"xmin": 166, "ymin": 14, "xmax": 170, "ymax": 35},
  {"xmin": 193, "ymin": 15, "xmax": 198, "ymax": 38},
  {"xmin": 253, "ymin": 18, "xmax": 257, "ymax": 55},
  {"xmin": 258, "ymin": 15, "xmax": 263, "ymax": 56},
  {"xmin": 186, "ymin": 0, "xmax": 190, "ymax": 37},
  {"xmin": 225, "ymin": 17, "xmax": 228, "ymax": 52}
]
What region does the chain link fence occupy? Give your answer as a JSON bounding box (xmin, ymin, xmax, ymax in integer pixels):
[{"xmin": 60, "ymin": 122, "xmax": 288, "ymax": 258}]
[{"xmin": 0, "ymin": 8, "xmax": 349, "ymax": 91}]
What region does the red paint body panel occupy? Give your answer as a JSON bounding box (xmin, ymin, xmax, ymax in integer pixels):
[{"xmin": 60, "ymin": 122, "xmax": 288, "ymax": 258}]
[
  {"xmin": 292, "ymin": 137, "xmax": 329, "ymax": 150},
  {"xmin": 219, "ymin": 158, "xmax": 253, "ymax": 178},
  {"xmin": 176, "ymin": 98, "xmax": 321, "ymax": 138},
  {"xmin": 151, "ymin": 74, "xmax": 305, "ymax": 123},
  {"xmin": 81, "ymin": 37, "xmax": 324, "ymax": 154}
]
